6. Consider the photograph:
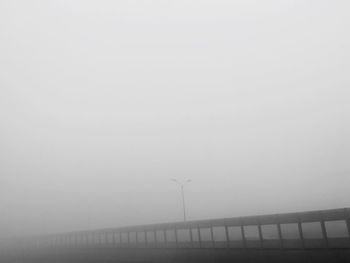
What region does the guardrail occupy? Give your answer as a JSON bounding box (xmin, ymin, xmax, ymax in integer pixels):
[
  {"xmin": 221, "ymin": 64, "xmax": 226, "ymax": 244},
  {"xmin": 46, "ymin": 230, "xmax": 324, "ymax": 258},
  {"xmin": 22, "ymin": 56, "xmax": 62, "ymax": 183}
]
[{"xmin": 14, "ymin": 208, "xmax": 350, "ymax": 250}]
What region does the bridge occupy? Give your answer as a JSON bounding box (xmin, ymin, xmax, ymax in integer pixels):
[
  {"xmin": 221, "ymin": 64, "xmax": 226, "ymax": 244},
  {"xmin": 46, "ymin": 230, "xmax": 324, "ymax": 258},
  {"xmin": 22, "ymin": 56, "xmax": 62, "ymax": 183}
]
[{"xmin": 1, "ymin": 207, "xmax": 350, "ymax": 263}]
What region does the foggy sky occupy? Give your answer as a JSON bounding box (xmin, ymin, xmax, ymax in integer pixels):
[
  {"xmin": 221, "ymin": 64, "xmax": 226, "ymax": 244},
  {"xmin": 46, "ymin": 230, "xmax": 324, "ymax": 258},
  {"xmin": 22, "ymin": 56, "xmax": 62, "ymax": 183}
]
[{"xmin": 1, "ymin": 0, "xmax": 349, "ymax": 237}]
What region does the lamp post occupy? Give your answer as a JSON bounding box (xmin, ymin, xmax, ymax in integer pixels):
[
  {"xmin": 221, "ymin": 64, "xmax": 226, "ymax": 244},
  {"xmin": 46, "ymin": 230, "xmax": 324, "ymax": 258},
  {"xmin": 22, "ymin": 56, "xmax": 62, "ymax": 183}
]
[{"xmin": 171, "ymin": 179, "xmax": 191, "ymax": 222}]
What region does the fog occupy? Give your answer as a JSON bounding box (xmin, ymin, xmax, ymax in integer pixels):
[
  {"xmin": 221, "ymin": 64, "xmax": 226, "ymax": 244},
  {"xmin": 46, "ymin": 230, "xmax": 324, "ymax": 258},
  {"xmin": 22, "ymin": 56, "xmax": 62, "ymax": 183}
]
[{"xmin": 1, "ymin": 0, "xmax": 349, "ymax": 238}]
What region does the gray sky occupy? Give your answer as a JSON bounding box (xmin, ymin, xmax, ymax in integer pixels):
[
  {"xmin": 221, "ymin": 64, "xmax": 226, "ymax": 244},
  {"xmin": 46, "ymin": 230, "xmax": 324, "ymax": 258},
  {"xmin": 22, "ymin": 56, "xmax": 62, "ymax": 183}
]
[{"xmin": 1, "ymin": 0, "xmax": 349, "ymax": 237}]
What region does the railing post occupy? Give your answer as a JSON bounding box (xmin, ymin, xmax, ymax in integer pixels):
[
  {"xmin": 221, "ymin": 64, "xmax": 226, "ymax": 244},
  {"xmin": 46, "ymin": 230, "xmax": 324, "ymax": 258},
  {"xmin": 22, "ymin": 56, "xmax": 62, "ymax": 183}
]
[
  {"xmin": 85, "ymin": 233, "xmax": 89, "ymax": 248},
  {"xmin": 153, "ymin": 229, "xmax": 157, "ymax": 247},
  {"xmin": 86, "ymin": 233, "xmax": 89, "ymax": 247},
  {"xmin": 198, "ymin": 225, "xmax": 202, "ymax": 248},
  {"xmin": 320, "ymin": 212, "xmax": 329, "ymax": 248},
  {"xmin": 99, "ymin": 232, "xmax": 103, "ymax": 247},
  {"xmin": 345, "ymin": 208, "xmax": 350, "ymax": 238},
  {"xmin": 189, "ymin": 227, "xmax": 194, "ymax": 248},
  {"xmin": 81, "ymin": 234, "xmax": 84, "ymax": 248},
  {"xmin": 62, "ymin": 235, "xmax": 66, "ymax": 248},
  {"xmin": 175, "ymin": 227, "xmax": 178, "ymax": 249},
  {"xmin": 77, "ymin": 233, "xmax": 81, "ymax": 247},
  {"xmin": 105, "ymin": 232, "xmax": 108, "ymax": 247},
  {"xmin": 135, "ymin": 231, "xmax": 138, "ymax": 246},
  {"xmin": 112, "ymin": 232, "xmax": 116, "ymax": 246},
  {"xmin": 127, "ymin": 232, "xmax": 130, "ymax": 248},
  {"xmin": 74, "ymin": 233, "xmax": 78, "ymax": 248},
  {"xmin": 257, "ymin": 219, "xmax": 263, "ymax": 249},
  {"xmin": 297, "ymin": 216, "xmax": 305, "ymax": 249},
  {"xmin": 79, "ymin": 234, "xmax": 82, "ymax": 247},
  {"xmin": 210, "ymin": 223, "xmax": 215, "ymax": 248},
  {"xmin": 67, "ymin": 234, "xmax": 70, "ymax": 248},
  {"xmin": 224, "ymin": 223, "xmax": 230, "ymax": 248},
  {"xmin": 276, "ymin": 218, "xmax": 283, "ymax": 249},
  {"xmin": 75, "ymin": 234, "xmax": 79, "ymax": 248},
  {"xmin": 240, "ymin": 218, "xmax": 247, "ymax": 249},
  {"xmin": 77, "ymin": 233, "xmax": 81, "ymax": 248},
  {"xmin": 143, "ymin": 231, "xmax": 147, "ymax": 247},
  {"xmin": 119, "ymin": 232, "xmax": 122, "ymax": 247},
  {"xmin": 163, "ymin": 229, "xmax": 167, "ymax": 247}
]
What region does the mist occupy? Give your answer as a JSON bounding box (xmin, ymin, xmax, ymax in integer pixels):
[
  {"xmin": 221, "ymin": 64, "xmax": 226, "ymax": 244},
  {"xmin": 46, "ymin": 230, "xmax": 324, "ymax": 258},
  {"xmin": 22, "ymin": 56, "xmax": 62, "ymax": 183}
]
[{"xmin": 1, "ymin": 0, "xmax": 349, "ymax": 238}]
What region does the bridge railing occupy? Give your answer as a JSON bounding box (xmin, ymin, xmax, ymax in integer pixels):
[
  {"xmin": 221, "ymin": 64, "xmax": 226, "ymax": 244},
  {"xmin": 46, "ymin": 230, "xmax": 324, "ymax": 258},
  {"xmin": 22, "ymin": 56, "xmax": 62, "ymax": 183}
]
[{"xmin": 15, "ymin": 208, "xmax": 350, "ymax": 250}]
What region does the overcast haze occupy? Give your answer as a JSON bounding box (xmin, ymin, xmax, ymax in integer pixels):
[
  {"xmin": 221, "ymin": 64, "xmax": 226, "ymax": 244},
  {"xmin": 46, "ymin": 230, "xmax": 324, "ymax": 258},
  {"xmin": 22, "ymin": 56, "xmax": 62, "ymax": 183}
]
[{"xmin": 1, "ymin": 0, "xmax": 349, "ymax": 238}]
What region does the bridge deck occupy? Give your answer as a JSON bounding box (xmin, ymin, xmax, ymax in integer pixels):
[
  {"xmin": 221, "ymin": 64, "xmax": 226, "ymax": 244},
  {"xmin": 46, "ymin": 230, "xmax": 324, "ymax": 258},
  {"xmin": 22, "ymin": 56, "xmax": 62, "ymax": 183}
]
[{"xmin": 2, "ymin": 208, "xmax": 350, "ymax": 262}]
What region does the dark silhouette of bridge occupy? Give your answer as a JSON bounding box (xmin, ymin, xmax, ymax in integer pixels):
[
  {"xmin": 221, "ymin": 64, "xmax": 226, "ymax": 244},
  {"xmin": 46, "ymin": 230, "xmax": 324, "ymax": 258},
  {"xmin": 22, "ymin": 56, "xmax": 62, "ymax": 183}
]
[{"xmin": 1, "ymin": 207, "xmax": 350, "ymax": 262}]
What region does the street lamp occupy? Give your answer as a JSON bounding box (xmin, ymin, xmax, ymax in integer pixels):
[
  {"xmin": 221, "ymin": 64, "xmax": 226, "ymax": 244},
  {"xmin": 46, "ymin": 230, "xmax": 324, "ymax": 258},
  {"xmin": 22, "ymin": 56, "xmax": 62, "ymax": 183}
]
[{"xmin": 171, "ymin": 178, "xmax": 191, "ymax": 222}]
